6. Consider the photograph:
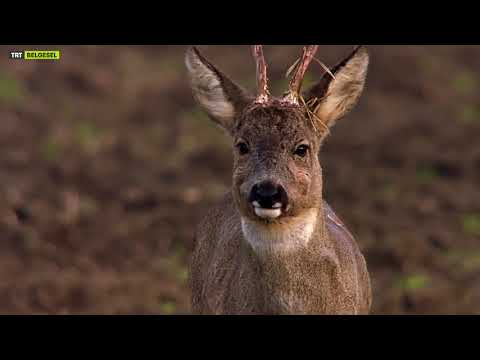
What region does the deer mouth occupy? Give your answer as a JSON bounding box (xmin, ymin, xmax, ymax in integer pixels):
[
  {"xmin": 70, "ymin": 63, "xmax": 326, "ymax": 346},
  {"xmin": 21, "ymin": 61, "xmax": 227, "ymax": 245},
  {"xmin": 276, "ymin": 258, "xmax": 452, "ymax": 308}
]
[
  {"xmin": 248, "ymin": 180, "xmax": 289, "ymax": 220},
  {"xmin": 252, "ymin": 201, "xmax": 283, "ymax": 220}
]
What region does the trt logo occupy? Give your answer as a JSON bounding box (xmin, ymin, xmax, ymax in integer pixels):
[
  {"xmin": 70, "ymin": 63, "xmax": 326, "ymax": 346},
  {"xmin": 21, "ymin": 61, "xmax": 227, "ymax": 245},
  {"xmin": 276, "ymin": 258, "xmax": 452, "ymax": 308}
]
[{"xmin": 9, "ymin": 51, "xmax": 24, "ymax": 59}]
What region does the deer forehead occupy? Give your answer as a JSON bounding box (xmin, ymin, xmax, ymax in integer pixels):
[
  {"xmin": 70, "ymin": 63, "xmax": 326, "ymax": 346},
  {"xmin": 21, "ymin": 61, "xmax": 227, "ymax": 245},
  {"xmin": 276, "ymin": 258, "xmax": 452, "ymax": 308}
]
[{"xmin": 234, "ymin": 105, "xmax": 315, "ymax": 144}]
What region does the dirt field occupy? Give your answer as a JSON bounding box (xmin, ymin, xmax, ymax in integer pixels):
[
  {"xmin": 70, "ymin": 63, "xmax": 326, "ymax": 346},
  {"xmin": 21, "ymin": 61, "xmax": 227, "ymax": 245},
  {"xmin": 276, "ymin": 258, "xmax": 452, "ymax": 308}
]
[{"xmin": 0, "ymin": 45, "xmax": 479, "ymax": 314}]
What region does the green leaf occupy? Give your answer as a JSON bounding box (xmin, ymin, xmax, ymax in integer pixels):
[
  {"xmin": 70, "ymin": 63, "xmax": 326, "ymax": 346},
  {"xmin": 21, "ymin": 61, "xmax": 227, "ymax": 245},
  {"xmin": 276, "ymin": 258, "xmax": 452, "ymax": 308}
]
[
  {"xmin": 459, "ymin": 105, "xmax": 480, "ymax": 123},
  {"xmin": 453, "ymin": 71, "xmax": 476, "ymax": 95},
  {"xmin": 462, "ymin": 214, "xmax": 480, "ymax": 236},
  {"xmin": 396, "ymin": 274, "xmax": 430, "ymax": 291},
  {"xmin": 416, "ymin": 167, "xmax": 439, "ymax": 184},
  {"xmin": 159, "ymin": 301, "xmax": 176, "ymax": 315},
  {"xmin": 42, "ymin": 140, "xmax": 61, "ymax": 162},
  {"xmin": 0, "ymin": 71, "xmax": 24, "ymax": 103}
]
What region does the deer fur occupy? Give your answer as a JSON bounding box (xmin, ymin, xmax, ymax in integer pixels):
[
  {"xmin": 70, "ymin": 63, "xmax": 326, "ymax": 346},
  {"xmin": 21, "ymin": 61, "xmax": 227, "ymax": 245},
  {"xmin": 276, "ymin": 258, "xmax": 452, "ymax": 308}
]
[{"xmin": 186, "ymin": 45, "xmax": 372, "ymax": 314}]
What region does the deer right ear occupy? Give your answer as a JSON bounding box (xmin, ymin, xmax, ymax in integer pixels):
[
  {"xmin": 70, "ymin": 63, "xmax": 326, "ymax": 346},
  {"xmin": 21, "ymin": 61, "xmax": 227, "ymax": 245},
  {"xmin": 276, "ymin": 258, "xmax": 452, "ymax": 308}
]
[
  {"xmin": 185, "ymin": 47, "xmax": 251, "ymax": 133},
  {"xmin": 304, "ymin": 46, "xmax": 369, "ymax": 132}
]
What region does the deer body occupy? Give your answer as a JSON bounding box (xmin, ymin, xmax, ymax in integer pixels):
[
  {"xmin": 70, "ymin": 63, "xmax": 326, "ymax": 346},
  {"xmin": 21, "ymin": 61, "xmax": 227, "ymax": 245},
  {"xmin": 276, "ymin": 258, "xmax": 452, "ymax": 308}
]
[
  {"xmin": 186, "ymin": 45, "xmax": 372, "ymax": 315},
  {"xmin": 191, "ymin": 193, "xmax": 371, "ymax": 314}
]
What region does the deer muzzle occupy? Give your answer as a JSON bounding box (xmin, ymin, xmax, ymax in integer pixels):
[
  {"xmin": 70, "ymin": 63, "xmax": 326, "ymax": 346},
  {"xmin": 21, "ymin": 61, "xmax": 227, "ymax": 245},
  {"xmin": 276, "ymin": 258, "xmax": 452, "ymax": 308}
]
[{"xmin": 248, "ymin": 180, "xmax": 289, "ymax": 220}]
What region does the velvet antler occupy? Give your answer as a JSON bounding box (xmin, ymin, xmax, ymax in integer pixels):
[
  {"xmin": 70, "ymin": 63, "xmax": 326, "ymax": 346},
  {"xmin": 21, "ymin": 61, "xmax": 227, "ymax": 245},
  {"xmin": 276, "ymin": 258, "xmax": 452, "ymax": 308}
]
[
  {"xmin": 282, "ymin": 45, "xmax": 319, "ymax": 105},
  {"xmin": 251, "ymin": 45, "xmax": 270, "ymax": 104}
]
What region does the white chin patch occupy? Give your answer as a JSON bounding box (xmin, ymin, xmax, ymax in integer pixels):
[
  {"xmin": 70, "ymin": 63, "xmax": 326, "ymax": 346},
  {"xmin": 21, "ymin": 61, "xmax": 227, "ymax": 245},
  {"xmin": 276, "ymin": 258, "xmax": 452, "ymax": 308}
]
[{"xmin": 254, "ymin": 207, "xmax": 282, "ymax": 219}]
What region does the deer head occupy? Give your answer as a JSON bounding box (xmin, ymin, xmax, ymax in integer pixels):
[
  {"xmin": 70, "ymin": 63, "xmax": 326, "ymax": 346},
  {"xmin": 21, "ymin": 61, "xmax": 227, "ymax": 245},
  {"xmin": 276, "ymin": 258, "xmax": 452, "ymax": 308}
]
[{"xmin": 185, "ymin": 45, "xmax": 369, "ymax": 225}]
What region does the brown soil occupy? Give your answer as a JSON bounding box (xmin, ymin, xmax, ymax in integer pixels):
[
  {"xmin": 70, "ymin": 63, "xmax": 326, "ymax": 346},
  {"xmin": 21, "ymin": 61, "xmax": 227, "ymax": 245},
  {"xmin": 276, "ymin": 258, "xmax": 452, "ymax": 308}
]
[{"xmin": 0, "ymin": 45, "xmax": 479, "ymax": 314}]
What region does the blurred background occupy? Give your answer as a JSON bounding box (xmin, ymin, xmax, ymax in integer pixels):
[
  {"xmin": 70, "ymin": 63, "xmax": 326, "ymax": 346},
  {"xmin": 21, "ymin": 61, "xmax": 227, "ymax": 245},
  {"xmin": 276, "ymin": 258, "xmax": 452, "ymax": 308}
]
[{"xmin": 0, "ymin": 45, "xmax": 479, "ymax": 314}]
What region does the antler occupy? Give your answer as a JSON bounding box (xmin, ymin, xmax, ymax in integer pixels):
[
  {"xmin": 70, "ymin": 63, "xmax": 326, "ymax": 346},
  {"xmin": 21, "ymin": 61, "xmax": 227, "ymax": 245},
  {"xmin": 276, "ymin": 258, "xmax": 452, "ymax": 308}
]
[
  {"xmin": 251, "ymin": 45, "xmax": 270, "ymax": 104},
  {"xmin": 282, "ymin": 45, "xmax": 319, "ymax": 105}
]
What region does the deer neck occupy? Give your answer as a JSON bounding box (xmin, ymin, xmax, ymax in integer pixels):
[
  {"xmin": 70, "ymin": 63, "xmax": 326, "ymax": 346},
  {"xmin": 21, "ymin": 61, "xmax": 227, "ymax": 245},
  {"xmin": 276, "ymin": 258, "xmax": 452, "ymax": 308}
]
[
  {"xmin": 240, "ymin": 205, "xmax": 326, "ymax": 256},
  {"xmin": 240, "ymin": 204, "xmax": 329, "ymax": 314}
]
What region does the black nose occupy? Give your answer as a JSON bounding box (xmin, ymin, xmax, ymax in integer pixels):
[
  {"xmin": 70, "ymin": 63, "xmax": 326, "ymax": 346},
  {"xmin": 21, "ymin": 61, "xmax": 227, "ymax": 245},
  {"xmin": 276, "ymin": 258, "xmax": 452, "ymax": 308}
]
[{"xmin": 249, "ymin": 181, "xmax": 288, "ymax": 209}]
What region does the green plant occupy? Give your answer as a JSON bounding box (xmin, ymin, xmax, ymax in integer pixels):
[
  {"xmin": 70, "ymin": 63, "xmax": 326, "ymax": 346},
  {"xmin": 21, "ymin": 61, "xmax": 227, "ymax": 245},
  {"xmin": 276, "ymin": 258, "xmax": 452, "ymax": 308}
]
[
  {"xmin": 396, "ymin": 274, "xmax": 430, "ymax": 291},
  {"xmin": 0, "ymin": 71, "xmax": 24, "ymax": 103},
  {"xmin": 453, "ymin": 71, "xmax": 476, "ymax": 96},
  {"xmin": 461, "ymin": 214, "xmax": 480, "ymax": 236},
  {"xmin": 459, "ymin": 105, "xmax": 480, "ymax": 123},
  {"xmin": 416, "ymin": 166, "xmax": 439, "ymax": 184},
  {"xmin": 41, "ymin": 140, "xmax": 61, "ymax": 162},
  {"xmin": 159, "ymin": 301, "xmax": 176, "ymax": 315}
]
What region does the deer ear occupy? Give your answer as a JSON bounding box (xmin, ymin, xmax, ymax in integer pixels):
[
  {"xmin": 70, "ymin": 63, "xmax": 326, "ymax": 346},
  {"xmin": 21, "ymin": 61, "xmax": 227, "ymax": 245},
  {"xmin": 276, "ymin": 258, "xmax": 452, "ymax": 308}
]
[
  {"xmin": 185, "ymin": 46, "xmax": 251, "ymax": 133},
  {"xmin": 304, "ymin": 46, "xmax": 369, "ymax": 131}
]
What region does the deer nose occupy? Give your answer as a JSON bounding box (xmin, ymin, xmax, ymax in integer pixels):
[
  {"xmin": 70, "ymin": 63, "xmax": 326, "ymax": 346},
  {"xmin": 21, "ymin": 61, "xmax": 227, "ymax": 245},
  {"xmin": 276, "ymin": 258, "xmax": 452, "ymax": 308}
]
[{"xmin": 249, "ymin": 181, "xmax": 288, "ymax": 209}]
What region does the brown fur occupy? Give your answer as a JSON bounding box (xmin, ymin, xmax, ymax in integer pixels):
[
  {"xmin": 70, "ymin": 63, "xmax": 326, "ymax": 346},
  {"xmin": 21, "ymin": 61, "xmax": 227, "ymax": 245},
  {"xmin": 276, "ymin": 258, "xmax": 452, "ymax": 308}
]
[
  {"xmin": 186, "ymin": 46, "xmax": 371, "ymax": 315},
  {"xmin": 190, "ymin": 192, "xmax": 371, "ymax": 314}
]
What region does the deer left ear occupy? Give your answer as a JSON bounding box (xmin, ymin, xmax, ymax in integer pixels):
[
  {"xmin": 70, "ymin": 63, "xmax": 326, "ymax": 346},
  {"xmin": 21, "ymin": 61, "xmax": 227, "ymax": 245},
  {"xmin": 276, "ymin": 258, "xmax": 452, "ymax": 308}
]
[
  {"xmin": 185, "ymin": 46, "xmax": 251, "ymax": 134},
  {"xmin": 304, "ymin": 46, "xmax": 369, "ymax": 130}
]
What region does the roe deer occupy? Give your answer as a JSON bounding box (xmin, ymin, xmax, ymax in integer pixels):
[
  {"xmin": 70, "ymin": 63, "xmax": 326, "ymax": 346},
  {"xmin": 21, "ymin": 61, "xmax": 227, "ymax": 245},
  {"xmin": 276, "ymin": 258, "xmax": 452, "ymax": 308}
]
[{"xmin": 186, "ymin": 45, "xmax": 372, "ymax": 314}]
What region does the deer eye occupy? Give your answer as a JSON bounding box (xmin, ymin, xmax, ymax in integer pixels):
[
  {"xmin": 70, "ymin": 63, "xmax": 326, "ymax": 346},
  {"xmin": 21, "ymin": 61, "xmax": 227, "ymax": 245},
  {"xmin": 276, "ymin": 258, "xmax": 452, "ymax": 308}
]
[
  {"xmin": 236, "ymin": 141, "xmax": 249, "ymax": 155},
  {"xmin": 294, "ymin": 144, "xmax": 309, "ymax": 157}
]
